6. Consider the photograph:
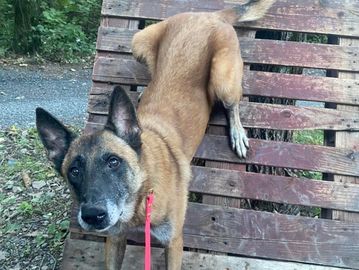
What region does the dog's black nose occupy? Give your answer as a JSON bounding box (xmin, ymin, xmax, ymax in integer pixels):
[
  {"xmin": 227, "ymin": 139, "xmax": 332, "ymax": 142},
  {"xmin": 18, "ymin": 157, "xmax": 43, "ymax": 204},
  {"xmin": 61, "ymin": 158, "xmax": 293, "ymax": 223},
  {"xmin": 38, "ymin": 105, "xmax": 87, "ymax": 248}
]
[{"xmin": 81, "ymin": 205, "xmax": 107, "ymax": 225}]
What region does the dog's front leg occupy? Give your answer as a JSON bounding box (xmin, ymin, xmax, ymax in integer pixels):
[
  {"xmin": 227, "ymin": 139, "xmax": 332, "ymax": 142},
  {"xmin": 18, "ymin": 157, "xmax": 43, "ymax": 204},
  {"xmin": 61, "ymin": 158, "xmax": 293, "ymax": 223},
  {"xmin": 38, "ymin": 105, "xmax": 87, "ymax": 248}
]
[
  {"xmin": 165, "ymin": 233, "xmax": 183, "ymax": 270},
  {"xmin": 105, "ymin": 234, "xmax": 127, "ymax": 270}
]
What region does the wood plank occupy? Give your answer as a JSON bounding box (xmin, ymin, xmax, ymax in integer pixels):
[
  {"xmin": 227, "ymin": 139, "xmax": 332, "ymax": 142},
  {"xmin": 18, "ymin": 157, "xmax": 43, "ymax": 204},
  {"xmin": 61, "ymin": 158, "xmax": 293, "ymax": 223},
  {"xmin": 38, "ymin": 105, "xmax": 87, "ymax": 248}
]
[
  {"xmin": 88, "ymin": 94, "xmax": 359, "ymax": 131},
  {"xmin": 91, "ymin": 57, "xmax": 359, "ymax": 106},
  {"xmin": 207, "ymin": 102, "xmax": 359, "ymax": 131},
  {"xmin": 62, "ymin": 239, "xmax": 348, "ymax": 270},
  {"xmin": 101, "ymin": 0, "xmax": 359, "ymax": 38},
  {"xmin": 93, "ymin": 57, "xmax": 150, "ymax": 85},
  {"xmin": 242, "ymin": 71, "xmax": 359, "ymax": 106},
  {"xmin": 196, "ymin": 134, "xmax": 359, "ymax": 177},
  {"xmin": 191, "ymin": 166, "xmax": 359, "ymax": 212},
  {"xmin": 68, "ymin": 203, "xmax": 359, "ymax": 268},
  {"xmin": 333, "ymin": 38, "xmax": 359, "ymax": 222},
  {"xmin": 184, "ymin": 203, "xmax": 359, "ymax": 268},
  {"xmin": 95, "ymin": 27, "xmax": 359, "ymax": 72},
  {"xmin": 88, "ymin": 92, "xmax": 138, "ymax": 115}
]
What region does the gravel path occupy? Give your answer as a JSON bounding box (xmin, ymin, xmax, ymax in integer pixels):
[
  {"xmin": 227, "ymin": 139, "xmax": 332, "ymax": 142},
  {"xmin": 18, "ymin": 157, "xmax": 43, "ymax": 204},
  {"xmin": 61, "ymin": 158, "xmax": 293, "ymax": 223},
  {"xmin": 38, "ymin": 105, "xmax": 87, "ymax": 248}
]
[{"xmin": 0, "ymin": 65, "xmax": 92, "ymax": 129}]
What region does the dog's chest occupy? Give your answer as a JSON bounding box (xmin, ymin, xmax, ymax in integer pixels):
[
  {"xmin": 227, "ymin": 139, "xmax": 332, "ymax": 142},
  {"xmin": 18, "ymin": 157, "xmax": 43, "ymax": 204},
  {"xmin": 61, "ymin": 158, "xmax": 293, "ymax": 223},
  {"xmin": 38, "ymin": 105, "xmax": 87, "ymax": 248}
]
[{"xmin": 132, "ymin": 220, "xmax": 173, "ymax": 245}]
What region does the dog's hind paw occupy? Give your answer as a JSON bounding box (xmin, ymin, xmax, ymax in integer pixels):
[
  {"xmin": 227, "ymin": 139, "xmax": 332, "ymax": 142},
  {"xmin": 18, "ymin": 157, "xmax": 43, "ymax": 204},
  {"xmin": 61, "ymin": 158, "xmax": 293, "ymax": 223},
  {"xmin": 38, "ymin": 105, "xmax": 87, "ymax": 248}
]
[{"xmin": 230, "ymin": 126, "xmax": 249, "ymax": 159}]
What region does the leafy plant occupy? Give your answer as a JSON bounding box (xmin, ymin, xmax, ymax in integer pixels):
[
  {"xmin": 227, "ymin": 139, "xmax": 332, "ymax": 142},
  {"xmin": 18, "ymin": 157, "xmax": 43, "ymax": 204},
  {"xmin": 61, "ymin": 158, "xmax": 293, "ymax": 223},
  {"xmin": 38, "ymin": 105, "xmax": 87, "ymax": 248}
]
[
  {"xmin": 0, "ymin": 0, "xmax": 101, "ymax": 62},
  {"xmin": 18, "ymin": 201, "xmax": 34, "ymax": 215},
  {"xmin": 0, "ymin": 0, "xmax": 14, "ymax": 55}
]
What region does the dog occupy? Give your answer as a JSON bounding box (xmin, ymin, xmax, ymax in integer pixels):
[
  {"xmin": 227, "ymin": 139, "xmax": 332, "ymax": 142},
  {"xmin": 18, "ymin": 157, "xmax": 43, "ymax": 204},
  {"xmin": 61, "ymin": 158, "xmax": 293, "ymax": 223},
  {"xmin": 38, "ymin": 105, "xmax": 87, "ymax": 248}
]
[{"xmin": 36, "ymin": 0, "xmax": 274, "ymax": 269}]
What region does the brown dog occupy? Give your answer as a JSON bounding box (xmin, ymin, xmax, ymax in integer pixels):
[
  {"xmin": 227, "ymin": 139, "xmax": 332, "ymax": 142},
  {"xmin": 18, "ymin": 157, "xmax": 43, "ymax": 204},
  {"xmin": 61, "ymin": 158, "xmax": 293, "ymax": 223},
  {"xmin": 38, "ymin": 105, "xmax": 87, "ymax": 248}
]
[{"xmin": 36, "ymin": 0, "xmax": 274, "ymax": 269}]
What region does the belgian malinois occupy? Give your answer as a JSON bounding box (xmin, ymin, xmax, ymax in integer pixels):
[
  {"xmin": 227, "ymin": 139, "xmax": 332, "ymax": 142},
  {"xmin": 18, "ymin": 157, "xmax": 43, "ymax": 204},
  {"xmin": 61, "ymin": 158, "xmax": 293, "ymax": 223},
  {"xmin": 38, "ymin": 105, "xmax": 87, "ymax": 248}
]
[{"xmin": 36, "ymin": 0, "xmax": 274, "ymax": 269}]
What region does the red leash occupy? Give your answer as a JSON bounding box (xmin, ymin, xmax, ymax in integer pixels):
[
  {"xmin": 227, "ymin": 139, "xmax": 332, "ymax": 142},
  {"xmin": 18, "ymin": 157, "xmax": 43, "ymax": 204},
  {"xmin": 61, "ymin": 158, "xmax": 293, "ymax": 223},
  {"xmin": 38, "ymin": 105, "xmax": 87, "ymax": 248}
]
[{"xmin": 145, "ymin": 191, "xmax": 154, "ymax": 270}]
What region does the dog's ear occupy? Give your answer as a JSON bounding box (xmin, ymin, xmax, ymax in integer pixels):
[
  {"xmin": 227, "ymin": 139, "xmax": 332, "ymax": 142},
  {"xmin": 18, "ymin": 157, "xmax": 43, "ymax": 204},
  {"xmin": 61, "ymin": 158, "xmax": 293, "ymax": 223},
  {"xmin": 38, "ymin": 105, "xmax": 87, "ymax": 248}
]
[
  {"xmin": 105, "ymin": 86, "xmax": 141, "ymax": 153},
  {"xmin": 36, "ymin": 108, "xmax": 75, "ymax": 173}
]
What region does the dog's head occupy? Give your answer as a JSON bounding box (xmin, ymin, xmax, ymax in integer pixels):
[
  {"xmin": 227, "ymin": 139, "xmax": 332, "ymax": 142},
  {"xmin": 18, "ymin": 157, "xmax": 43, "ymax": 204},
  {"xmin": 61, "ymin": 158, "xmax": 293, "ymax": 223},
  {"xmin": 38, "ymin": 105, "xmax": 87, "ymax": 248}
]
[{"xmin": 36, "ymin": 86, "xmax": 143, "ymax": 233}]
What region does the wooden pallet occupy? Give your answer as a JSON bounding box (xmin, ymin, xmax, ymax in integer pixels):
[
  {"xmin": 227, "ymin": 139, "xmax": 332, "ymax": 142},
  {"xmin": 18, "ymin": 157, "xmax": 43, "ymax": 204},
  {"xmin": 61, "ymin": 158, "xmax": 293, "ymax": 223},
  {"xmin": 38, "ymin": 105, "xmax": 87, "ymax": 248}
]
[{"xmin": 62, "ymin": 0, "xmax": 359, "ymax": 269}]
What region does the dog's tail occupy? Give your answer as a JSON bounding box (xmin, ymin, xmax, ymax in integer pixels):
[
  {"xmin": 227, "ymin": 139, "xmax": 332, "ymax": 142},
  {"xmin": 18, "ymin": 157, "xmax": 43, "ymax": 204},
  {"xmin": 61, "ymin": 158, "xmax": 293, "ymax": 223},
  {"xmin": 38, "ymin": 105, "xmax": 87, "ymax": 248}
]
[{"xmin": 216, "ymin": 0, "xmax": 275, "ymax": 24}]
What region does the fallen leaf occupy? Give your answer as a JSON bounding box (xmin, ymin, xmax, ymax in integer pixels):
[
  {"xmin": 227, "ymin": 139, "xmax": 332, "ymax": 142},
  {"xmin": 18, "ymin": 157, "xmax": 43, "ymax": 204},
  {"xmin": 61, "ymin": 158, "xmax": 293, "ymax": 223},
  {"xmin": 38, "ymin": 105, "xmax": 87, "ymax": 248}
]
[{"xmin": 22, "ymin": 171, "xmax": 32, "ymax": 189}]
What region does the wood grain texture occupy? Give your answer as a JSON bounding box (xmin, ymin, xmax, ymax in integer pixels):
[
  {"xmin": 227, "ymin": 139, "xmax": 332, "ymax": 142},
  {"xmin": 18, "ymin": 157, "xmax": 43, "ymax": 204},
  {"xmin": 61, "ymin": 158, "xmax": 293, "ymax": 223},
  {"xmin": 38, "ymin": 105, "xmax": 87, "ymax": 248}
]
[
  {"xmin": 191, "ymin": 166, "xmax": 359, "ymax": 212},
  {"xmin": 196, "ymin": 135, "xmax": 359, "ymax": 177},
  {"xmin": 87, "ymin": 94, "xmax": 359, "ymax": 131},
  {"xmin": 333, "ymin": 38, "xmax": 359, "ymax": 222},
  {"xmin": 182, "ymin": 203, "xmax": 359, "ymax": 268},
  {"xmin": 61, "ymin": 239, "xmax": 348, "ymax": 270},
  {"xmin": 101, "ymin": 0, "xmax": 359, "ymax": 37},
  {"xmin": 68, "ymin": 203, "xmax": 359, "ymax": 268},
  {"xmin": 91, "ymin": 57, "xmax": 359, "ymax": 105},
  {"xmin": 95, "ymin": 27, "xmax": 359, "ymax": 71}
]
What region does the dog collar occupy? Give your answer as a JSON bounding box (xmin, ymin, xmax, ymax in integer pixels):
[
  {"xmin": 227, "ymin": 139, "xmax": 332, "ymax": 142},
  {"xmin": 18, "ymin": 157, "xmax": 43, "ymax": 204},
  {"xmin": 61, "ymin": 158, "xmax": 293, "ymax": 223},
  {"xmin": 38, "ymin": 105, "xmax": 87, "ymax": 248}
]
[{"xmin": 145, "ymin": 190, "xmax": 154, "ymax": 270}]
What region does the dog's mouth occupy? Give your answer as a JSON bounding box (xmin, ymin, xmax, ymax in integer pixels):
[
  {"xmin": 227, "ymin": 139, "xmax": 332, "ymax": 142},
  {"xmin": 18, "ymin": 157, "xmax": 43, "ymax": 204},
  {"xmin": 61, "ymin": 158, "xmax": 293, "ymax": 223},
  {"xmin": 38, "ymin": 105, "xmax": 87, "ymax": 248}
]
[{"xmin": 77, "ymin": 205, "xmax": 125, "ymax": 232}]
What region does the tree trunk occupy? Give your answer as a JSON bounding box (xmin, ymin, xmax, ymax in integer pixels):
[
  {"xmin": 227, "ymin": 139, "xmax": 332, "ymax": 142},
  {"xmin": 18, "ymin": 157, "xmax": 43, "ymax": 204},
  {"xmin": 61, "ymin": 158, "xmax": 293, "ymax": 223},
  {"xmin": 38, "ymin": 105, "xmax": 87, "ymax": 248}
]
[{"xmin": 13, "ymin": 0, "xmax": 39, "ymax": 53}]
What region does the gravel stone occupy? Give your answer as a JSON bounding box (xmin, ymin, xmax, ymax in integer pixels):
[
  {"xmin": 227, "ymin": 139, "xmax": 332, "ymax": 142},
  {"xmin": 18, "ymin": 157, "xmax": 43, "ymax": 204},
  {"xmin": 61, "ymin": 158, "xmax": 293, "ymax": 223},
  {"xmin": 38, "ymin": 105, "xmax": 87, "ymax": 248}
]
[{"xmin": 32, "ymin": 180, "xmax": 47, "ymax": 189}]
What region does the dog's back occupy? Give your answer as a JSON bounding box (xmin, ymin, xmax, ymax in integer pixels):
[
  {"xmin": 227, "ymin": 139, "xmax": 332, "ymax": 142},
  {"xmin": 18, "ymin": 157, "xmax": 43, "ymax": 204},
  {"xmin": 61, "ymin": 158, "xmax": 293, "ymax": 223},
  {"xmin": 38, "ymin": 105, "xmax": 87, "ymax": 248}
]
[
  {"xmin": 135, "ymin": 12, "xmax": 233, "ymax": 158},
  {"xmin": 133, "ymin": 1, "xmax": 274, "ymax": 159}
]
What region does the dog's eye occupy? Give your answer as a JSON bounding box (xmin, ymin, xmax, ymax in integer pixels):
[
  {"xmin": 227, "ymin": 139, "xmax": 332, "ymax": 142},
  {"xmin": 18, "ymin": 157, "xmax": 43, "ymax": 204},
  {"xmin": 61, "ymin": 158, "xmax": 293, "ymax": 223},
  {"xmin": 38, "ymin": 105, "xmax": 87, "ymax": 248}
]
[
  {"xmin": 108, "ymin": 156, "xmax": 120, "ymax": 168},
  {"xmin": 70, "ymin": 167, "xmax": 80, "ymax": 177}
]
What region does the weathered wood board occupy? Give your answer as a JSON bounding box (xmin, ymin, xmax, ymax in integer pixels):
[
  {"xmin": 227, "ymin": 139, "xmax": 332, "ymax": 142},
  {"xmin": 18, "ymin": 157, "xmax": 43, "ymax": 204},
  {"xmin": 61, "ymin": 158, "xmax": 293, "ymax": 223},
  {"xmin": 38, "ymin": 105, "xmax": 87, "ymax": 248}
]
[
  {"xmin": 68, "ymin": 202, "xmax": 359, "ymax": 268},
  {"xmin": 88, "ymin": 93, "xmax": 359, "ymax": 131},
  {"xmin": 95, "ymin": 27, "xmax": 359, "ymax": 72},
  {"xmin": 62, "ymin": 238, "xmax": 350, "ymax": 270},
  {"xmin": 90, "ymin": 67, "xmax": 359, "ymax": 106},
  {"xmin": 190, "ymin": 166, "xmax": 359, "ymax": 212},
  {"xmin": 101, "ymin": 0, "xmax": 359, "ymax": 38},
  {"xmin": 196, "ymin": 135, "xmax": 359, "ymax": 177}
]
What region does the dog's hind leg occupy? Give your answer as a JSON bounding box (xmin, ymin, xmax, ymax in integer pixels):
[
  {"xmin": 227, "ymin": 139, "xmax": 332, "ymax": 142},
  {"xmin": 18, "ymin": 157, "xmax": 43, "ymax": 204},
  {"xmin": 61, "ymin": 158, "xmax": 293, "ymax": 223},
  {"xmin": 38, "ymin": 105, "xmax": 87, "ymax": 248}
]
[
  {"xmin": 131, "ymin": 21, "xmax": 167, "ymax": 77},
  {"xmin": 209, "ymin": 26, "xmax": 249, "ymax": 158}
]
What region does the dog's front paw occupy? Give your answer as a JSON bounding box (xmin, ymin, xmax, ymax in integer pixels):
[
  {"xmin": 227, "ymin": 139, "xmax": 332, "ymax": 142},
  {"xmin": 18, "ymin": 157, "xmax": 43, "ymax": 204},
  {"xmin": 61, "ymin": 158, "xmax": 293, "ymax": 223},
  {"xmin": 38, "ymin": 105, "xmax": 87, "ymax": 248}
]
[{"xmin": 230, "ymin": 126, "xmax": 249, "ymax": 158}]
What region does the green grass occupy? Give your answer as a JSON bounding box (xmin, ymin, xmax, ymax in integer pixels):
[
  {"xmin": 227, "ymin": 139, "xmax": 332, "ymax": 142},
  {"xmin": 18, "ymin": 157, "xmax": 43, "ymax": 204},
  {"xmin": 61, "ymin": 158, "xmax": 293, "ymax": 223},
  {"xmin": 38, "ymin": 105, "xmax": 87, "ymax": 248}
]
[
  {"xmin": 293, "ymin": 130, "xmax": 324, "ymax": 145},
  {"xmin": 293, "ymin": 130, "xmax": 324, "ymax": 180}
]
